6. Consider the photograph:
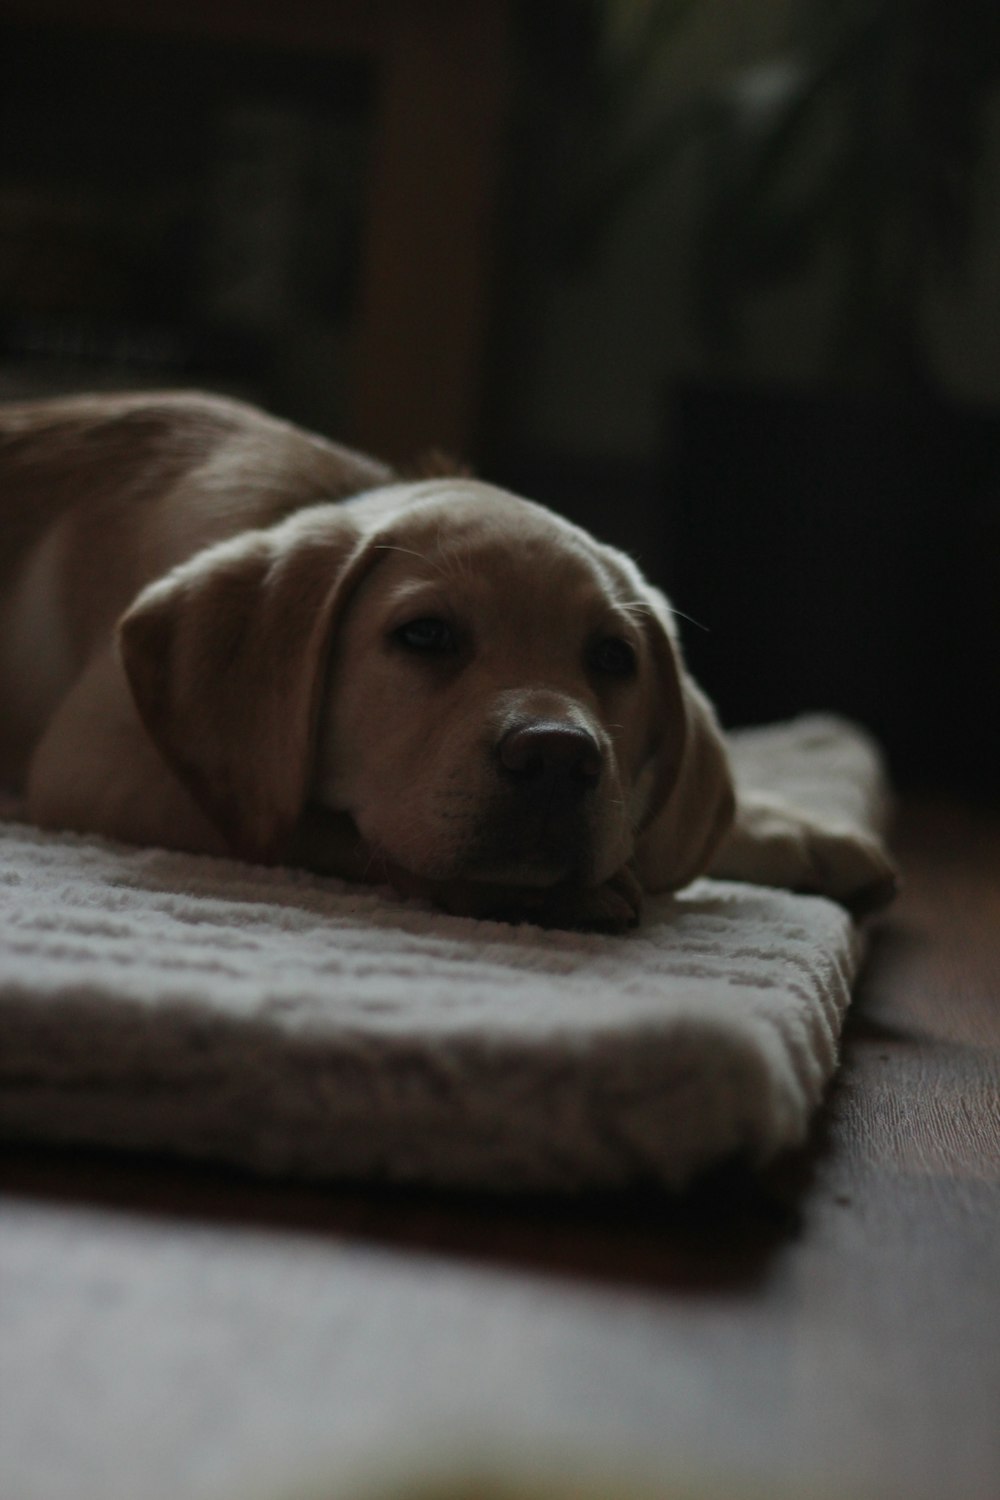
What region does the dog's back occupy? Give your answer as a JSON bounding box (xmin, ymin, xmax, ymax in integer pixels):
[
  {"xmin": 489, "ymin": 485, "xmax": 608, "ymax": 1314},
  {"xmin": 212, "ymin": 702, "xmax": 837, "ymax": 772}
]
[
  {"xmin": 0, "ymin": 390, "xmax": 390, "ymax": 785},
  {"xmin": 1, "ymin": 393, "xmax": 236, "ymax": 594},
  {"xmin": 0, "ymin": 391, "xmax": 390, "ymax": 589}
]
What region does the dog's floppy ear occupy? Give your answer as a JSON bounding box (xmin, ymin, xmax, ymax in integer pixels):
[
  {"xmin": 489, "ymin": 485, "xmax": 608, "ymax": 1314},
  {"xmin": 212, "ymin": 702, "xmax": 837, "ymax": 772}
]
[
  {"xmin": 118, "ymin": 508, "xmax": 379, "ymax": 863},
  {"xmin": 633, "ymin": 587, "xmax": 736, "ymax": 892}
]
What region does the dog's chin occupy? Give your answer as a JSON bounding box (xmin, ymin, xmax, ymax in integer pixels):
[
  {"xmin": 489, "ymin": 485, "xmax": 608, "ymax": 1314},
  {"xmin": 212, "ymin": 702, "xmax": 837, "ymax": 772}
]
[
  {"xmin": 463, "ymin": 853, "xmax": 576, "ymax": 888},
  {"xmin": 296, "ymin": 802, "xmax": 631, "ymax": 921},
  {"xmin": 379, "ymin": 856, "xmax": 642, "ymax": 932},
  {"xmin": 370, "ymin": 833, "xmax": 586, "ymax": 920},
  {"xmin": 381, "ymin": 853, "xmax": 569, "ymax": 903},
  {"xmin": 324, "ymin": 815, "xmax": 639, "ymax": 930},
  {"xmin": 351, "ymin": 809, "xmax": 593, "ymax": 888},
  {"xmin": 382, "ymin": 866, "xmax": 564, "ymax": 925}
]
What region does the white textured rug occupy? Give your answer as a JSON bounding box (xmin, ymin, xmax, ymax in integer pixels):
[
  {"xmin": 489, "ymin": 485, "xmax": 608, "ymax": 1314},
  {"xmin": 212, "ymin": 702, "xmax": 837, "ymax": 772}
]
[{"xmin": 0, "ymin": 716, "xmax": 889, "ymax": 1191}]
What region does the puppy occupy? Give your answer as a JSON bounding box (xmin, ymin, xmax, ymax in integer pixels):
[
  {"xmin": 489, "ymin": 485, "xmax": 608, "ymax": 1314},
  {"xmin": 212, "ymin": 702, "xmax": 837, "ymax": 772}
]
[{"xmin": 0, "ymin": 391, "xmax": 896, "ymax": 929}]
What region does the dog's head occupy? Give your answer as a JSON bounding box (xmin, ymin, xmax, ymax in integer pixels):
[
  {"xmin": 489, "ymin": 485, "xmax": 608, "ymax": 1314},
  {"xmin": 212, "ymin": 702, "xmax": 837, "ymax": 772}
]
[{"xmin": 119, "ymin": 480, "xmax": 733, "ymax": 920}]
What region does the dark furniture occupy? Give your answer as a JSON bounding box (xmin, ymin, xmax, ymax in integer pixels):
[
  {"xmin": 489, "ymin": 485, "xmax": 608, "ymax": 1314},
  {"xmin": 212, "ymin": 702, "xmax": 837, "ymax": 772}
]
[{"xmin": 0, "ymin": 0, "xmax": 511, "ymax": 460}]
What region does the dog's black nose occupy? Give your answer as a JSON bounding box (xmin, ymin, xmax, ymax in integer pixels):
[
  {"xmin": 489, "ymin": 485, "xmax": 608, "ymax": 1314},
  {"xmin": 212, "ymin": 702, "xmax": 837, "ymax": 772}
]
[{"xmin": 497, "ymin": 721, "xmax": 602, "ymax": 794}]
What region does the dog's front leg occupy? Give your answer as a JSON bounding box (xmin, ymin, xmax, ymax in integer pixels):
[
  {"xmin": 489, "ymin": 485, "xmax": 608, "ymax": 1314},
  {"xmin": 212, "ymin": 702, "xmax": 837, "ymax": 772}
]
[
  {"xmin": 26, "ymin": 647, "xmax": 228, "ymax": 856},
  {"xmin": 708, "ymin": 789, "xmax": 898, "ymax": 915}
]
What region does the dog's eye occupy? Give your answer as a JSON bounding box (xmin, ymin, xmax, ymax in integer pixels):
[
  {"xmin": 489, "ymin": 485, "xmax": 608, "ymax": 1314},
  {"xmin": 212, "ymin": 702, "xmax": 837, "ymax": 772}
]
[
  {"xmin": 393, "ymin": 617, "xmax": 457, "ymax": 654},
  {"xmin": 589, "ymin": 636, "xmax": 637, "ymax": 679}
]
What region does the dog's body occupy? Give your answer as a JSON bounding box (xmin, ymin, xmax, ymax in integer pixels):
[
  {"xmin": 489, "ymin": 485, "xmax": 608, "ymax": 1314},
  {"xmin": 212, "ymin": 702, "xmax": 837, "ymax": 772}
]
[{"xmin": 0, "ymin": 391, "xmax": 895, "ymax": 928}]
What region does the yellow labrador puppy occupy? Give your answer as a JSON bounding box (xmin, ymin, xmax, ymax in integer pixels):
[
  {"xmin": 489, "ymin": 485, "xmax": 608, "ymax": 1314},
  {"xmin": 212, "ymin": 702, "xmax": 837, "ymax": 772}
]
[{"xmin": 0, "ymin": 391, "xmax": 895, "ymax": 929}]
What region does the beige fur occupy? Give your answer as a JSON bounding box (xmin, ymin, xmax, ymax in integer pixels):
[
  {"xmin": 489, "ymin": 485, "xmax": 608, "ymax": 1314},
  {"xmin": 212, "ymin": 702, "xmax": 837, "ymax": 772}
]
[{"xmin": 0, "ymin": 391, "xmax": 896, "ymax": 929}]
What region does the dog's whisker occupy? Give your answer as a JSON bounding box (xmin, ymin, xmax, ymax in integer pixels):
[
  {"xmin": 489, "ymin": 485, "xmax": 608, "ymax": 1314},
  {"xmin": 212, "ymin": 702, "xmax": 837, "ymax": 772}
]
[
  {"xmin": 435, "ymin": 531, "xmax": 478, "ymax": 587},
  {"xmin": 373, "ymin": 542, "xmax": 445, "ymax": 577},
  {"xmin": 360, "ymin": 841, "xmax": 391, "ymax": 886},
  {"xmin": 669, "ymin": 606, "xmax": 709, "ymax": 632}
]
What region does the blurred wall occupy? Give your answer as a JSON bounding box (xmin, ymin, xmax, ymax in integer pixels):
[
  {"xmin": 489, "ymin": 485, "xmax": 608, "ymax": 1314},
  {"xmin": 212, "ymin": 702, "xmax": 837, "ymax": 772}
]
[{"xmin": 487, "ymin": 0, "xmax": 1000, "ymax": 471}]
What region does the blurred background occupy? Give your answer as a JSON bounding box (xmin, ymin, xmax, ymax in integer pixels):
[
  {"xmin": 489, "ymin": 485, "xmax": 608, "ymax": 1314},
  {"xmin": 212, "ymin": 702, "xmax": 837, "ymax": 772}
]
[{"xmin": 1, "ymin": 0, "xmax": 997, "ymax": 801}]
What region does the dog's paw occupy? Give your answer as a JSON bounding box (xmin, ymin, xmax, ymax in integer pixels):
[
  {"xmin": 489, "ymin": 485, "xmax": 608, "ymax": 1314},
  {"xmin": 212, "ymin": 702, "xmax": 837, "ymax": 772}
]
[
  {"xmin": 791, "ymin": 824, "xmax": 898, "ymax": 915},
  {"xmin": 710, "ymin": 793, "xmax": 898, "ymax": 916},
  {"xmin": 411, "ymin": 865, "xmax": 643, "ymax": 933},
  {"xmin": 529, "ymin": 864, "xmax": 643, "ymax": 933}
]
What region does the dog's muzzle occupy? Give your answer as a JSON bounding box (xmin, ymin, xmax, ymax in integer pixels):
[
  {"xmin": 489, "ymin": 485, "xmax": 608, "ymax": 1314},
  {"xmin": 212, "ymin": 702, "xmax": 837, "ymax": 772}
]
[{"xmin": 461, "ymin": 718, "xmax": 604, "ymax": 882}]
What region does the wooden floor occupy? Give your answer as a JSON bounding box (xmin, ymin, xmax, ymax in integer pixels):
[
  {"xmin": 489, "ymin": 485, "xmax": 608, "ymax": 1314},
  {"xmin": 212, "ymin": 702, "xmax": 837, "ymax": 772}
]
[{"xmin": 2, "ymin": 799, "xmax": 998, "ymax": 1500}]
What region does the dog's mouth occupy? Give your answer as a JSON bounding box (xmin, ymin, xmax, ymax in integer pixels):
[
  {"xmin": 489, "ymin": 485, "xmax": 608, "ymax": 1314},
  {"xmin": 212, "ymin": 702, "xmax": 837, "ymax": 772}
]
[
  {"xmin": 463, "ymin": 790, "xmax": 596, "ymax": 884},
  {"xmin": 354, "ymin": 797, "xmax": 597, "ymax": 909},
  {"xmin": 381, "ymin": 821, "xmax": 590, "ymax": 897},
  {"xmin": 308, "ymin": 762, "xmax": 613, "ymax": 908},
  {"xmin": 298, "ymin": 796, "xmax": 632, "ymax": 928}
]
